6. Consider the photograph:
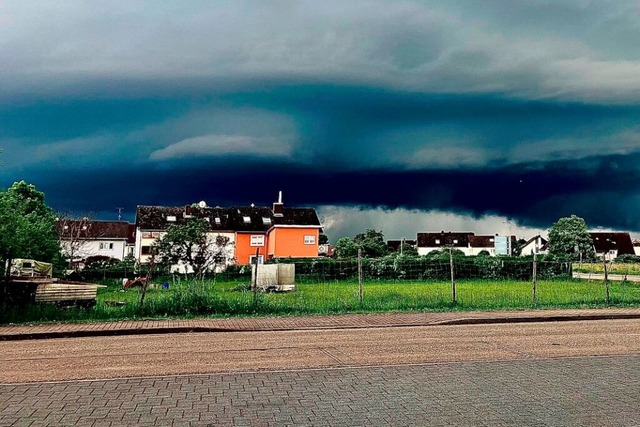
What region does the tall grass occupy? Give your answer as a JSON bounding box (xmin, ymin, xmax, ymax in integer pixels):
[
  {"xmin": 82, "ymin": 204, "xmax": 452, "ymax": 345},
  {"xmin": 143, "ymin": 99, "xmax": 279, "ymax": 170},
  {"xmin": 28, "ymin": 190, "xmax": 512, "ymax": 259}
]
[{"xmin": 2, "ymin": 278, "xmax": 640, "ymax": 324}]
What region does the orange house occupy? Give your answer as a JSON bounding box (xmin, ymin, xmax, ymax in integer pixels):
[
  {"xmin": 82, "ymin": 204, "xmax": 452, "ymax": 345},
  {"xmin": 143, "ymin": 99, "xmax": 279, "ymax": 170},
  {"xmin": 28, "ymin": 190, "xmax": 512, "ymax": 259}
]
[
  {"xmin": 232, "ymin": 195, "xmax": 323, "ymax": 265},
  {"xmin": 134, "ymin": 194, "xmax": 322, "ymax": 267},
  {"xmin": 266, "ymin": 226, "xmax": 320, "ymax": 259},
  {"xmin": 235, "ymin": 232, "xmax": 268, "ymax": 266}
]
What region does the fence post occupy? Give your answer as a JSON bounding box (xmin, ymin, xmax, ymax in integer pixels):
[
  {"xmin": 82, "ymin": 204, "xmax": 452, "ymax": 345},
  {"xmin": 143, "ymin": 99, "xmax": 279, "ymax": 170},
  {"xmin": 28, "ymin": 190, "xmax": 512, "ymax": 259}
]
[
  {"xmin": 449, "ymin": 247, "xmax": 456, "ymax": 304},
  {"xmin": 603, "ymin": 257, "xmax": 610, "ymax": 305},
  {"xmin": 532, "ymin": 251, "xmax": 537, "ymax": 305},
  {"xmin": 252, "ymin": 248, "xmax": 259, "ymax": 300},
  {"xmin": 358, "ymin": 249, "xmax": 363, "ymax": 304}
]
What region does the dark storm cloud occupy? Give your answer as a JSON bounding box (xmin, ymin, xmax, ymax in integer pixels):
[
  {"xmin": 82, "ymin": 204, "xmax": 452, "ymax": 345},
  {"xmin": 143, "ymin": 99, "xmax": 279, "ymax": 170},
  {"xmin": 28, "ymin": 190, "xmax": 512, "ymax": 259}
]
[
  {"xmin": 2, "ymin": 1, "xmax": 640, "ymax": 236},
  {"xmin": 19, "ymin": 150, "xmax": 640, "ymax": 232}
]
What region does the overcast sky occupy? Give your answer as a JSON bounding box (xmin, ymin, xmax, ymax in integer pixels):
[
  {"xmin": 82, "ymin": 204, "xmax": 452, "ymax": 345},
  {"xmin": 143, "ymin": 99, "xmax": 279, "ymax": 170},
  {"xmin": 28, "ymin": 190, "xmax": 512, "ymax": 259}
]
[{"xmin": 2, "ymin": 1, "xmax": 640, "ymax": 241}]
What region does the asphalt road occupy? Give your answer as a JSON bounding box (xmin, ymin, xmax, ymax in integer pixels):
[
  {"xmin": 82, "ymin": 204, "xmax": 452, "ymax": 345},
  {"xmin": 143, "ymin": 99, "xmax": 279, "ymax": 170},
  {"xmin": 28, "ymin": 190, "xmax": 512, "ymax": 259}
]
[{"xmin": 2, "ymin": 319, "xmax": 640, "ymax": 383}]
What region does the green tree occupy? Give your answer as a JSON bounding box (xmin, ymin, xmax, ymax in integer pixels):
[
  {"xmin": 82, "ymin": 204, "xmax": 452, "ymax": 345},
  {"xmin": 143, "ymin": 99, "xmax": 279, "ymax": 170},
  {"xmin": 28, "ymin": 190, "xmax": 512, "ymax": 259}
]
[
  {"xmin": 156, "ymin": 217, "xmax": 233, "ymax": 280},
  {"xmin": 334, "ymin": 237, "xmax": 358, "ymax": 258},
  {"xmin": 398, "ymin": 242, "xmax": 418, "ymax": 257},
  {"xmin": 319, "ymin": 234, "xmax": 329, "ymax": 245},
  {"xmin": 548, "ymin": 215, "xmax": 595, "ymax": 261},
  {"xmin": 353, "ymin": 229, "xmax": 388, "ymax": 258},
  {"xmin": 0, "ymin": 181, "xmax": 60, "ymax": 276}
]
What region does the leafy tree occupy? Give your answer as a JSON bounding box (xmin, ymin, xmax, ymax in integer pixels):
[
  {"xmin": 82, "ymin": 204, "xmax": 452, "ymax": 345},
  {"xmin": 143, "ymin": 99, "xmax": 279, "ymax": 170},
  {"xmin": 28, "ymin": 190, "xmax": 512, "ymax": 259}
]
[
  {"xmin": 335, "ymin": 229, "xmax": 389, "ymax": 258},
  {"xmin": 614, "ymin": 254, "xmax": 639, "ymax": 263},
  {"xmin": 548, "ymin": 215, "xmax": 595, "ymax": 261},
  {"xmin": 0, "ymin": 181, "xmax": 60, "ymax": 276},
  {"xmin": 353, "ymin": 229, "xmax": 388, "ymax": 258},
  {"xmin": 398, "ymin": 242, "xmax": 418, "ymax": 257},
  {"xmin": 319, "ymin": 234, "xmax": 329, "ymax": 245},
  {"xmin": 335, "ymin": 237, "xmax": 358, "ymax": 258},
  {"xmin": 156, "ymin": 217, "xmax": 233, "ymax": 280}
]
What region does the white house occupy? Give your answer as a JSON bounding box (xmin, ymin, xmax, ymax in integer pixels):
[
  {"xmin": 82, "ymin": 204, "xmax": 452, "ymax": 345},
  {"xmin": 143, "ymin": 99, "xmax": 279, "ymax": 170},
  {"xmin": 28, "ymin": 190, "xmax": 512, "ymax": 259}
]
[
  {"xmin": 57, "ymin": 220, "xmax": 135, "ymax": 268},
  {"xmin": 134, "ymin": 205, "xmax": 235, "ymax": 272},
  {"xmin": 416, "ymin": 232, "xmax": 515, "ymax": 256},
  {"xmin": 519, "ymin": 235, "xmax": 548, "ymax": 256},
  {"xmin": 416, "ymin": 232, "xmax": 475, "ymax": 256}
]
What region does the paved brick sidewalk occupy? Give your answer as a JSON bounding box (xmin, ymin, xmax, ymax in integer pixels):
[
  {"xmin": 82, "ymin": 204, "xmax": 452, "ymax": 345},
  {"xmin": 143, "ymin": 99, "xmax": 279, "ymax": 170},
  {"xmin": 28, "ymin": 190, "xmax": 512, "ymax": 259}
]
[
  {"xmin": 3, "ymin": 307, "xmax": 640, "ymax": 340},
  {"xmin": 2, "ymin": 355, "xmax": 640, "ymax": 426}
]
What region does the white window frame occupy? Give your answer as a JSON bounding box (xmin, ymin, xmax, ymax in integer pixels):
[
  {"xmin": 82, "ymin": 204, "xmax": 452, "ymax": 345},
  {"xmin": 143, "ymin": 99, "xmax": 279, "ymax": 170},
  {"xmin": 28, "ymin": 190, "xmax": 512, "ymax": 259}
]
[
  {"xmin": 99, "ymin": 242, "xmax": 114, "ymax": 250},
  {"xmin": 249, "ymin": 255, "xmax": 264, "ymax": 265},
  {"xmin": 250, "ymin": 235, "xmax": 265, "ymax": 247},
  {"xmin": 166, "ymin": 215, "xmax": 176, "ymax": 222},
  {"xmin": 243, "ymin": 216, "xmax": 251, "ymax": 224},
  {"xmin": 304, "ymin": 235, "xmax": 316, "ymax": 245},
  {"xmin": 435, "ymin": 239, "xmax": 440, "ymax": 244}
]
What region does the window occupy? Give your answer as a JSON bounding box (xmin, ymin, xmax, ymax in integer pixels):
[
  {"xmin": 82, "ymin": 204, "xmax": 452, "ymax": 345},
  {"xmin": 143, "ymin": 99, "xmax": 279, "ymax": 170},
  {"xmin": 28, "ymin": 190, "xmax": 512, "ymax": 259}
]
[
  {"xmin": 304, "ymin": 235, "xmax": 316, "ymax": 245},
  {"xmin": 250, "ymin": 235, "xmax": 265, "ymax": 246},
  {"xmin": 435, "ymin": 239, "xmax": 440, "ymax": 244},
  {"xmin": 99, "ymin": 242, "xmax": 114, "ymax": 250},
  {"xmin": 453, "ymin": 239, "xmax": 458, "ymax": 244},
  {"xmin": 142, "ymin": 231, "xmax": 160, "ymax": 239},
  {"xmin": 243, "ymin": 216, "xmax": 251, "ymax": 224},
  {"xmin": 249, "ymin": 255, "xmax": 264, "ymax": 265},
  {"xmin": 262, "ymin": 217, "xmax": 272, "ymax": 225},
  {"xmin": 141, "ymin": 246, "xmax": 156, "ymax": 255},
  {"xmin": 214, "ymin": 217, "xmax": 221, "ymax": 225},
  {"xmin": 166, "ymin": 215, "xmax": 176, "ymax": 222}
]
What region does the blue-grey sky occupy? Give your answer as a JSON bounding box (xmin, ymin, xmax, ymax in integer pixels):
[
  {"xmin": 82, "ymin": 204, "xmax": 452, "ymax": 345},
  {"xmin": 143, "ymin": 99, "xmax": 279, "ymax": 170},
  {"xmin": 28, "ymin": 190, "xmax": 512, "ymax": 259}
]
[{"xmin": 2, "ymin": 1, "xmax": 640, "ymax": 240}]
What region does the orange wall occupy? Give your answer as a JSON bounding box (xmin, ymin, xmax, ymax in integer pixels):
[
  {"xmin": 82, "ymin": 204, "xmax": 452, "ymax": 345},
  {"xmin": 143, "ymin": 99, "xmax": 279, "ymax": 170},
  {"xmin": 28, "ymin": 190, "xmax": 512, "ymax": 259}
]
[
  {"xmin": 235, "ymin": 233, "xmax": 266, "ymax": 265},
  {"xmin": 267, "ymin": 227, "xmax": 319, "ymax": 258}
]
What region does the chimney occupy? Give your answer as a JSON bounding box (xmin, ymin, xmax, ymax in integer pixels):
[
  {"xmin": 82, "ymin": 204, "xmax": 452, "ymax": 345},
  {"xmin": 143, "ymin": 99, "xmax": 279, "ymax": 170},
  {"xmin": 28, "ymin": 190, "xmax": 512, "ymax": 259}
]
[{"xmin": 273, "ymin": 191, "xmax": 284, "ymax": 217}]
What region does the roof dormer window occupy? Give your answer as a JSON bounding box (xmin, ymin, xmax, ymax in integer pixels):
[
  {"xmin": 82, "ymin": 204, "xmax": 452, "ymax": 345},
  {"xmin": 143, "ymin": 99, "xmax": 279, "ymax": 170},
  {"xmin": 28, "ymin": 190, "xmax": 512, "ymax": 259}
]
[
  {"xmin": 215, "ymin": 217, "xmax": 221, "ymax": 225},
  {"xmin": 262, "ymin": 217, "xmax": 272, "ymax": 225},
  {"xmin": 243, "ymin": 216, "xmax": 251, "ymax": 224},
  {"xmin": 167, "ymin": 215, "xmax": 176, "ymax": 222}
]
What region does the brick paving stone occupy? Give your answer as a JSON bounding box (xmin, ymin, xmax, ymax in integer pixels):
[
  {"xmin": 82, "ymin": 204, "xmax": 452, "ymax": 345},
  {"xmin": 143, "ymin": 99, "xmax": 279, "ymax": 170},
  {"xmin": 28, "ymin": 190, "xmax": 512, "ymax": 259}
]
[
  {"xmin": 3, "ymin": 307, "xmax": 640, "ymax": 341},
  {"xmin": 2, "ymin": 355, "xmax": 640, "ymax": 426}
]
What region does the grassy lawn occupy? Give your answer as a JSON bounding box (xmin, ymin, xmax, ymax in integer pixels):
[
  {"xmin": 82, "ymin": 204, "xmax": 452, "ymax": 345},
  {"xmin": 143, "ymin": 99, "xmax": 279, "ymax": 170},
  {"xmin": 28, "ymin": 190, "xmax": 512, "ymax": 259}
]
[
  {"xmin": 573, "ymin": 263, "xmax": 640, "ymax": 275},
  {"xmin": 3, "ymin": 276, "xmax": 640, "ymax": 324}
]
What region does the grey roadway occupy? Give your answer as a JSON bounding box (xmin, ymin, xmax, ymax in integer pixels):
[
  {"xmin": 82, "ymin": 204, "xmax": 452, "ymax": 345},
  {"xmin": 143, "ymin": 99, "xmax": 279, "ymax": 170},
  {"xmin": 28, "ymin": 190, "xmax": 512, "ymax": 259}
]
[{"xmin": 2, "ymin": 319, "xmax": 640, "ymax": 426}]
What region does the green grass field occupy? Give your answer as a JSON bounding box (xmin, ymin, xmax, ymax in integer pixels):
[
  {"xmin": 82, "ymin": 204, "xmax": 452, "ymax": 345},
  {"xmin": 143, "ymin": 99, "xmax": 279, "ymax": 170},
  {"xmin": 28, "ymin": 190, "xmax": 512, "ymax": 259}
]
[
  {"xmin": 3, "ymin": 276, "xmax": 640, "ymax": 324},
  {"xmin": 573, "ymin": 263, "xmax": 640, "ymax": 275}
]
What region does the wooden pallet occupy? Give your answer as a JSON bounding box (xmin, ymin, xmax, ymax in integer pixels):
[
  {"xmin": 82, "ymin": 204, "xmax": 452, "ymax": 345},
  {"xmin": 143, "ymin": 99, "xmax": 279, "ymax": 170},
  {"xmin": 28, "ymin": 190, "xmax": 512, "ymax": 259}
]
[{"xmin": 34, "ymin": 283, "xmax": 106, "ymax": 303}]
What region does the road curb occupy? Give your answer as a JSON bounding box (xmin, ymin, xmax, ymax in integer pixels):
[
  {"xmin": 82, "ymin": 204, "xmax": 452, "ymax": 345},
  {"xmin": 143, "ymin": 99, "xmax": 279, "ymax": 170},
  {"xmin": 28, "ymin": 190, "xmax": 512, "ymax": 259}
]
[{"xmin": 3, "ymin": 312, "xmax": 640, "ymax": 341}]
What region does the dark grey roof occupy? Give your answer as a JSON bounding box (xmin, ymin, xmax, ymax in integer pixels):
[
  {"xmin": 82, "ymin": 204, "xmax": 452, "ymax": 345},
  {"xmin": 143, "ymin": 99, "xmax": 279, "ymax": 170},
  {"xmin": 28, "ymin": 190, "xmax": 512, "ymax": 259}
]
[
  {"xmin": 136, "ymin": 205, "xmax": 321, "ymax": 232},
  {"xmin": 417, "ymin": 232, "xmax": 474, "ymax": 248},
  {"xmin": 590, "ymin": 232, "xmax": 634, "ymax": 255},
  {"xmin": 57, "ymin": 220, "xmax": 134, "ymax": 242}
]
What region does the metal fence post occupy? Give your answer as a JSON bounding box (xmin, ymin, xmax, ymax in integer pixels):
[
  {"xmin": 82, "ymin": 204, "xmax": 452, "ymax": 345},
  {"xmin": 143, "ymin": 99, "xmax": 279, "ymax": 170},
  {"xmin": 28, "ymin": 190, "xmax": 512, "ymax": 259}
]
[
  {"xmin": 532, "ymin": 251, "xmax": 537, "ymax": 305},
  {"xmin": 449, "ymin": 247, "xmax": 456, "ymax": 304},
  {"xmin": 603, "ymin": 257, "xmax": 610, "ymax": 305},
  {"xmin": 358, "ymin": 249, "xmax": 363, "ymax": 304}
]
